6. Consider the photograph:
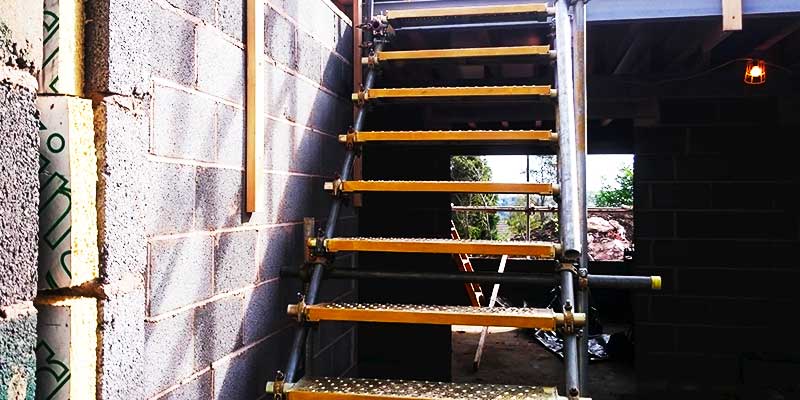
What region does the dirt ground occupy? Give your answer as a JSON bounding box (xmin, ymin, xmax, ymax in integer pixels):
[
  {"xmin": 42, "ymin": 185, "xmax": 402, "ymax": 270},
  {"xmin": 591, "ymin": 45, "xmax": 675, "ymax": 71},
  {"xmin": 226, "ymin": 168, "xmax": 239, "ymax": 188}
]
[{"xmin": 451, "ymin": 326, "xmax": 636, "ymax": 399}]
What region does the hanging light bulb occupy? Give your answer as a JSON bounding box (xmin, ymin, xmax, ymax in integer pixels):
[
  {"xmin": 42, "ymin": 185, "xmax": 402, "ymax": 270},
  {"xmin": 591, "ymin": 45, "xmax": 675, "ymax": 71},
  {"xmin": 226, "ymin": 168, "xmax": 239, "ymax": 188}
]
[{"xmin": 744, "ymin": 59, "xmax": 766, "ymax": 85}]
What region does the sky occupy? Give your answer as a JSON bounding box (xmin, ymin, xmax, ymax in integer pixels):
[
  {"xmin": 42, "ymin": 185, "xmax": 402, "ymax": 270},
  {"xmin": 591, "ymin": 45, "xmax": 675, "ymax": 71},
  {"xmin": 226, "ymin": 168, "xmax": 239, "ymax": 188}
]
[{"xmin": 484, "ymin": 154, "xmax": 633, "ymax": 193}]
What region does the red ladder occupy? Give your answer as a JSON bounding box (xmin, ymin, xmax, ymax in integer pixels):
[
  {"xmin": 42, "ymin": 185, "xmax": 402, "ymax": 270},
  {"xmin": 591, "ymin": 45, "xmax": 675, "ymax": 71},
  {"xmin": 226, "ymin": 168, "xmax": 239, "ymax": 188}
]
[{"xmin": 450, "ymin": 220, "xmax": 486, "ymax": 307}]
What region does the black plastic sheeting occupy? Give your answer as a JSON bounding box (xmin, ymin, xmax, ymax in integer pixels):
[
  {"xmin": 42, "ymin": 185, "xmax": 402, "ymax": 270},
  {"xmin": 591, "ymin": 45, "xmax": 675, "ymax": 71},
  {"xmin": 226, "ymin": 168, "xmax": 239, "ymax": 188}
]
[
  {"xmin": 526, "ymin": 286, "xmax": 634, "ymax": 362},
  {"xmin": 532, "ymin": 330, "xmax": 611, "ymax": 361}
]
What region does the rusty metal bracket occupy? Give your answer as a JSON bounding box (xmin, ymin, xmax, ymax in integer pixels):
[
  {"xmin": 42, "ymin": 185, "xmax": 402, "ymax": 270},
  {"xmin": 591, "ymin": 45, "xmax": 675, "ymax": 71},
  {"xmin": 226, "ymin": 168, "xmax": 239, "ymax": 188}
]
[
  {"xmin": 562, "ymin": 300, "xmax": 575, "ymax": 334},
  {"xmin": 577, "ymin": 267, "xmax": 589, "ymax": 289},
  {"xmin": 343, "ymin": 128, "xmax": 358, "ymax": 151},
  {"xmin": 324, "ymin": 178, "xmax": 344, "ymax": 197},
  {"xmin": 558, "ymin": 262, "xmax": 578, "ymax": 275},
  {"xmin": 287, "ymin": 296, "xmax": 308, "ymax": 322},
  {"xmin": 271, "ymin": 371, "xmax": 286, "ymax": 399},
  {"xmin": 365, "ymin": 53, "xmax": 379, "ymax": 67},
  {"xmin": 305, "ymin": 230, "xmax": 335, "ymax": 267},
  {"xmin": 352, "ymin": 88, "xmax": 368, "ymax": 106}
]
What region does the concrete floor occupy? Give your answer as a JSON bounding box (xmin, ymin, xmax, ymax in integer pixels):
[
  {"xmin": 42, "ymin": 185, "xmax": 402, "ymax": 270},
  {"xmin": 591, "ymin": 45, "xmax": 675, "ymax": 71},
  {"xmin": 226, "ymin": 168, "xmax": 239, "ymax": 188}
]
[{"xmin": 452, "ymin": 326, "xmax": 636, "ymax": 399}]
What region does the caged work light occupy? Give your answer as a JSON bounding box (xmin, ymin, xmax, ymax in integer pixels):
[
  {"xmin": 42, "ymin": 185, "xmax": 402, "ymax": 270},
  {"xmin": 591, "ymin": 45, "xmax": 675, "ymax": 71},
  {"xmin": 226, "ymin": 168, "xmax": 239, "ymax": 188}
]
[{"xmin": 744, "ymin": 59, "xmax": 766, "ymax": 85}]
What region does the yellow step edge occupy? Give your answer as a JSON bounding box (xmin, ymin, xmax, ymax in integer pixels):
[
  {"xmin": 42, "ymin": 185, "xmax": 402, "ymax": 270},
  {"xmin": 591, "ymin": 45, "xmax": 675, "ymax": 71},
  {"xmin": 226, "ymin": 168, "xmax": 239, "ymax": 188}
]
[
  {"xmin": 287, "ymin": 303, "xmax": 585, "ymax": 331},
  {"xmin": 386, "ymin": 3, "xmax": 552, "ymax": 20},
  {"xmin": 308, "ymin": 237, "xmax": 559, "ymax": 258},
  {"xmin": 325, "ymin": 180, "xmax": 558, "ymax": 195},
  {"xmin": 352, "ymin": 85, "xmax": 554, "ymax": 102},
  {"xmin": 267, "ymin": 377, "xmax": 577, "ymax": 400},
  {"xmin": 339, "ymin": 130, "xmax": 557, "ymax": 143},
  {"xmin": 365, "ymin": 45, "xmax": 552, "ymax": 63}
]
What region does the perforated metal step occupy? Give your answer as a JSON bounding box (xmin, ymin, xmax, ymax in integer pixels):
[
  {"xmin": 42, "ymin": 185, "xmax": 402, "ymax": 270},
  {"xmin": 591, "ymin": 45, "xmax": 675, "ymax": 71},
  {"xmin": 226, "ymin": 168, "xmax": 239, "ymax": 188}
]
[
  {"xmin": 308, "ymin": 237, "xmax": 559, "ymax": 258},
  {"xmin": 339, "ymin": 130, "xmax": 557, "ymax": 144},
  {"xmin": 365, "ymin": 45, "xmax": 552, "ymax": 64},
  {"xmin": 384, "ymin": 3, "xmax": 553, "ymax": 28},
  {"xmin": 324, "ymin": 180, "xmax": 558, "ymax": 195},
  {"xmin": 353, "ymin": 86, "xmax": 555, "ymax": 102},
  {"xmin": 287, "ymin": 303, "xmax": 584, "ymax": 331},
  {"xmin": 266, "ymin": 377, "xmax": 574, "ymax": 400}
]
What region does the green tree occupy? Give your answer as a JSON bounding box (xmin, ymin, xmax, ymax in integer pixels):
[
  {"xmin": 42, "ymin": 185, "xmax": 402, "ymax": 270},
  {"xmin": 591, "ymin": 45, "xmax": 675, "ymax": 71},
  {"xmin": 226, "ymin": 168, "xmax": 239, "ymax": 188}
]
[
  {"xmin": 451, "ymin": 156, "xmax": 499, "ymax": 240},
  {"xmin": 594, "ymin": 166, "xmax": 633, "ymax": 207},
  {"xmin": 506, "ymin": 156, "xmax": 558, "ymax": 240}
]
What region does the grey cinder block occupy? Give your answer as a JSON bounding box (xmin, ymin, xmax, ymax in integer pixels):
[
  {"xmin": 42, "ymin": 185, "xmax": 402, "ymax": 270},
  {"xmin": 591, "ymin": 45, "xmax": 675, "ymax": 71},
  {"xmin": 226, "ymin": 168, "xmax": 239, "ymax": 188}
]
[
  {"xmin": 197, "ymin": 27, "xmax": 245, "ymax": 104},
  {"xmin": 144, "ymin": 310, "xmax": 194, "ymax": 396},
  {"xmin": 151, "ymin": 85, "xmax": 216, "ymax": 162},
  {"xmin": 214, "ymin": 230, "xmax": 257, "ymax": 294},
  {"xmin": 194, "ymin": 293, "xmax": 245, "ymax": 366},
  {"xmin": 148, "ymin": 235, "xmax": 213, "ymax": 316},
  {"xmin": 195, "ymin": 167, "xmax": 244, "ymax": 230}
]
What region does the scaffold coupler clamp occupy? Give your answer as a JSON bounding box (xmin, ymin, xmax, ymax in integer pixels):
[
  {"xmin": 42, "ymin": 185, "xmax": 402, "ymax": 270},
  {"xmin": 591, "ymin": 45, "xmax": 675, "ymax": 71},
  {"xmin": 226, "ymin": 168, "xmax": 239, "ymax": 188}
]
[
  {"xmin": 287, "ymin": 294, "xmax": 308, "ymax": 322},
  {"xmin": 365, "ymin": 51, "xmax": 380, "ymax": 67},
  {"xmin": 578, "ymin": 267, "xmax": 589, "ymax": 290},
  {"xmin": 344, "ymin": 127, "xmax": 358, "ymax": 152},
  {"xmin": 558, "ymin": 262, "xmax": 578, "ymax": 275},
  {"xmin": 269, "ymin": 370, "xmax": 287, "ymax": 400},
  {"xmin": 562, "ymin": 299, "xmax": 575, "ymax": 335},
  {"xmin": 358, "ymin": 14, "xmax": 389, "ymax": 36},
  {"xmin": 353, "ymin": 85, "xmax": 368, "ymax": 106},
  {"xmin": 324, "ymin": 178, "xmax": 345, "ymax": 199},
  {"xmin": 306, "ymin": 231, "xmax": 334, "ymax": 268}
]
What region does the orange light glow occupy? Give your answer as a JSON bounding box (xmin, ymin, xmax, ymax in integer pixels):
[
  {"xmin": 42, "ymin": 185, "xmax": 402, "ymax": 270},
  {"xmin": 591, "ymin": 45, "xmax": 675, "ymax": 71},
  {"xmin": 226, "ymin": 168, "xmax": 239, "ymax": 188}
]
[{"xmin": 744, "ymin": 59, "xmax": 766, "ymax": 85}]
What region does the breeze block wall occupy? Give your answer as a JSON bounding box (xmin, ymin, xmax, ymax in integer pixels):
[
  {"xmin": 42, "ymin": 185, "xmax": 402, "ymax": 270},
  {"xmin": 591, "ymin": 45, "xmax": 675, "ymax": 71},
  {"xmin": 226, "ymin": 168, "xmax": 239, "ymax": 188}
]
[
  {"xmin": 0, "ymin": 2, "xmax": 42, "ymax": 398},
  {"xmin": 633, "ymin": 97, "xmax": 800, "ymax": 398},
  {"xmin": 83, "ymin": 0, "xmax": 354, "ymax": 398}
]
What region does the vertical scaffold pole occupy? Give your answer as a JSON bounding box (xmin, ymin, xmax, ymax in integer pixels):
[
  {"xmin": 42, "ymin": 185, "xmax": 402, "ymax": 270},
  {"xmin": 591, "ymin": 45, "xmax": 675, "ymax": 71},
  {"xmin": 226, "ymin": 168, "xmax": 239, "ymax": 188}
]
[
  {"xmin": 555, "ymin": 0, "xmax": 583, "ymax": 397},
  {"xmin": 571, "ymin": 0, "xmax": 590, "ymax": 394}
]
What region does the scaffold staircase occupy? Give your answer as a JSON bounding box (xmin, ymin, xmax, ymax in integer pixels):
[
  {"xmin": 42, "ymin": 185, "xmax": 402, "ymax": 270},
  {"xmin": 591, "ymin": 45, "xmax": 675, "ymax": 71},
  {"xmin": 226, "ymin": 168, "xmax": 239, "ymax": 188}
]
[{"xmin": 268, "ymin": 2, "xmax": 660, "ymax": 399}]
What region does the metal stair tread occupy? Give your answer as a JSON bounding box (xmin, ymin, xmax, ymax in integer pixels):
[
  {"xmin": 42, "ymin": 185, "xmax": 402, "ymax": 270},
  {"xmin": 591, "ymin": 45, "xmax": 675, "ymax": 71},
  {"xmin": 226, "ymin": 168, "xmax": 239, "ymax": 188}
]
[
  {"xmin": 311, "ymin": 237, "xmax": 559, "ymax": 258},
  {"xmin": 339, "ymin": 129, "xmax": 557, "ymax": 143},
  {"xmin": 353, "ymin": 85, "xmax": 554, "ymax": 101},
  {"xmin": 289, "ymin": 302, "xmax": 581, "ymax": 331},
  {"xmin": 268, "ymin": 376, "xmax": 570, "ymax": 399},
  {"xmin": 384, "ymin": 3, "xmax": 552, "ymax": 28},
  {"xmin": 369, "ymin": 45, "xmax": 552, "ymax": 62},
  {"xmin": 325, "ymin": 180, "xmax": 557, "ymax": 194}
]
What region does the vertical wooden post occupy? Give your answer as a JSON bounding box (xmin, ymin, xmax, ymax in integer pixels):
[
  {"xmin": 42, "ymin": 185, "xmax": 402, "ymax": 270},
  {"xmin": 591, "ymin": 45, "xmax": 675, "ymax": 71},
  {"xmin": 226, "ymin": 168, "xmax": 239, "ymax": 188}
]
[
  {"xmin": 722, "ymin": 0, "xmax": 742, "ymax": 31},
  {"xmin": 246, "ymin": 0, "xmax": 265, "ymax": 212}
]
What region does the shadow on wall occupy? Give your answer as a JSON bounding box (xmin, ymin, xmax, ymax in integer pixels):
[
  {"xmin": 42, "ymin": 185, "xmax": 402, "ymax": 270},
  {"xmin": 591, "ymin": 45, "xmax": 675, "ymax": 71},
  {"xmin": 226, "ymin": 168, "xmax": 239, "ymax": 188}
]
[{"xmin": 143, "ymin": 1, "xmax": 357, "ymax": 399}]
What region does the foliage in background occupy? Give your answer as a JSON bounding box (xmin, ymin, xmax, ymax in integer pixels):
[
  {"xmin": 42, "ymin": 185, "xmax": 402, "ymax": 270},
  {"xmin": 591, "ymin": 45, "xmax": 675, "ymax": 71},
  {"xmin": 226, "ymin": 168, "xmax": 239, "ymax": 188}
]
[
  {"xmin": 594, "ymin": 166, "xmax": 634, "ymax": 207},
  {"xmin": 506, "ymin": 156, "xmax": 559, "ymax": 240},
  {"xmin": 451, "ymin": 156, "xmax": 499, "ymax": 240}
]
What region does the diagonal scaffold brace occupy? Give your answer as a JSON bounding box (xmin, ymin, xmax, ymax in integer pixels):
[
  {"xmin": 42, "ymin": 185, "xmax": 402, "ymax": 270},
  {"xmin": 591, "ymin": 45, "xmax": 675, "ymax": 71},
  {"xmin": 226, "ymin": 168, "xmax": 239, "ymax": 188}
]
[{"xmin": 279, "ymin": 8, "xmax": 390, "ymax": 385}]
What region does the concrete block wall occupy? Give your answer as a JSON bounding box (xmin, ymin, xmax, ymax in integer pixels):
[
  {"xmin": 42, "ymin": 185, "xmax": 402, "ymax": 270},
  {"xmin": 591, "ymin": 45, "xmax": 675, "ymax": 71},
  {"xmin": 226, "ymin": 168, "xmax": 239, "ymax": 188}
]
[
  {"xmin": 633, "ymin": 97, "xmax": 800, "ymax": 397},
  {"xmin": 84, "ymin": 0, "xmax": 355, "ymax": 398},
  {"xmin": 1, "ymin": 2, "xmax": 42, "ymax": 398}
]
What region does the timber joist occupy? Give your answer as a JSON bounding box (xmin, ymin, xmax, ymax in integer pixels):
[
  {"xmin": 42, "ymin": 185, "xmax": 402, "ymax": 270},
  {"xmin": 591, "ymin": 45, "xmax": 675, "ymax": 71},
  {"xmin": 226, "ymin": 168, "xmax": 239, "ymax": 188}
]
[
  {"xmin": 339, "ymin": 129, "xmax": 558, "ymax": 144},
  {"xmin": 286, "ymin": 302, "xmax": 585, "ymax": 331},
  {"xmin": 364, "ymin": 45, "xmax": 553, "ymax": 65},
  {"xmin": 352, "ymin": 85, "xmax": 555, "ymax": 103},
  {"xmin": 383, "ymin": 3, "xmax": 554, "ymax": 28},
  {"xmin": 307, "ymin": 237, "xmax": 560, "ymax": 258},
  {"xmin": 324, "ymin": 180, "xmax": 559, "ymax": 195},
  {"xmin": 266, "ymin": 377, "xmax": 580, "ymax": 400}
]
